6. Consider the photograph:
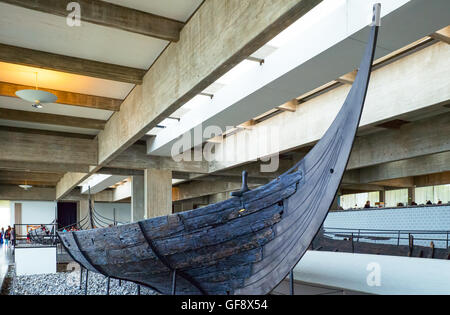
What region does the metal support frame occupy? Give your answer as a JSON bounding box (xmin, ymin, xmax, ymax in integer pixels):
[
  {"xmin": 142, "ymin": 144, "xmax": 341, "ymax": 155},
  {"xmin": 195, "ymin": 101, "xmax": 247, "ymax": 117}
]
[
  {"xmin": 106, "ymin": 277, "xmax": 110, "ymax": 295},
  {"xmin": 137, "ymin": 285, "xmax": 141, "ymax": 295},
  {"xmin": 172, "ymin": 269, "xmax": 177, "ymax": 295},
  {"xmin": 84, "ymin": 270, "xmax": 89, "ymax": 295},
  {"xmin": 79, "ymin": 267, "xmax": 83, "ymax": 290},
  {"xmin": 289, "ymin": 269, "xmax": 294, "ymax": 296}
]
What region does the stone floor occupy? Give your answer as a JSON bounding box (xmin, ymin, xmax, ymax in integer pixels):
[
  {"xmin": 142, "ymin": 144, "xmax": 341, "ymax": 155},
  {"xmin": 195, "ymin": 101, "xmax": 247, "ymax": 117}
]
[{"xmin": 10, "ymin": 271, "xmax": 157, "ymax": 295}]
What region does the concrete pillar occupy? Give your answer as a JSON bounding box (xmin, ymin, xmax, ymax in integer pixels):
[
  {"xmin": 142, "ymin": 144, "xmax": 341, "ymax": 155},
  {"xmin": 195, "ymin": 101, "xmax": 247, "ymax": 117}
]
[
  {"xmin": 131, "ymin": 176, "xmax": 145, "ymax": 222},
  {"xmin": 408, "ymin": 187, "xmax": 416, "ymax": 205},
  {"xmin": 145, "ymin": 169, "xmax": 172, "ymax": 219},
  {"xmin": 379, "ymin": 190, "xmax": 386, "ymax": 207},
  {"xmin": 79, "ymin": 199, "xmax": 90, "ymax": 228}
]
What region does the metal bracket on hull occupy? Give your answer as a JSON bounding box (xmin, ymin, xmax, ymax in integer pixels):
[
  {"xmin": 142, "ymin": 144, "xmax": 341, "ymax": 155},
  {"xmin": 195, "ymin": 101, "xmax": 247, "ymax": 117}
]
[
  {"xmin": 231, "ymin": 171, "xmax": 250, "ymax": 197},
  {"xmin": 137, "ymin": 221, "xmax": 207, "ymax": 295}
]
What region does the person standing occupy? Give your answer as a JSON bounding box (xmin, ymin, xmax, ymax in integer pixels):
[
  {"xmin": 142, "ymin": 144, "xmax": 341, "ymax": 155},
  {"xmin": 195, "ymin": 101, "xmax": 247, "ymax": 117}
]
[
  {"xmin": 10, "ymin": 228, "xmax": 15, "ymax": 248},
  {"xmin": 0, "ymin": 228, "xmax": 3, "ymax": 246},
  {"xmin": 5, "ymin": 226, "xmax": 10, "ymax": 247}
]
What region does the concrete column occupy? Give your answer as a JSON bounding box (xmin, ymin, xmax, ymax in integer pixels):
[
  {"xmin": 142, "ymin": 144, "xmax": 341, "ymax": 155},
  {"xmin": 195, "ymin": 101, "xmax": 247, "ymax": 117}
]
[
  {"xmin": 379, "ymin": 190, "xmax": 386, "ymax": 207},
  {"xmin": 131, "ymin": 176, "xmax": 145, "ymax": 222},
  {"xmin": 408, "ymin": 187, "xmax": 416, "ymax": 206},
  {"xmin": 145, "ymin": 169, "xmax": 172, "ymax": 219},
  {"xmin": 79, "ymin": 199, "xmax": 90, "ymax": 229}
]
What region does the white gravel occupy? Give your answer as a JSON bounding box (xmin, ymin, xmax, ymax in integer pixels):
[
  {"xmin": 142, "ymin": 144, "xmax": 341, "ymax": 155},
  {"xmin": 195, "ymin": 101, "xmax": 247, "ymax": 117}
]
[{"xmin": 10, "ymin": 270, "xmax": 158, "ymax": 295}]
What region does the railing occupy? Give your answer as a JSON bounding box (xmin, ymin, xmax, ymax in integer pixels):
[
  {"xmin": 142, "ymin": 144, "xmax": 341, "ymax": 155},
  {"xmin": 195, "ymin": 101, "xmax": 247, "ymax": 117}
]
[
  {"xmin": 322, "ymin": 227, "xmax": 450, "ymax": 249},
  {"xmin": 13, "ymin": 223, "xmax": 58, "ymax": 248}
]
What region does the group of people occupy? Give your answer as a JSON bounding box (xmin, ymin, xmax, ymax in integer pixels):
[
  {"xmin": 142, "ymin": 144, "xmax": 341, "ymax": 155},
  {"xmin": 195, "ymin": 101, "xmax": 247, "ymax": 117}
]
[
  {"xmin": 61, "ymin": 226, "xmax": 79, "ymax": 233},
  {"xmin": 355, "ymin": 199, "xmax": 448, "ymax": 210},
  {"xmin": 0, "ymin": 226, "xmax": 14, "ymax": 248}
]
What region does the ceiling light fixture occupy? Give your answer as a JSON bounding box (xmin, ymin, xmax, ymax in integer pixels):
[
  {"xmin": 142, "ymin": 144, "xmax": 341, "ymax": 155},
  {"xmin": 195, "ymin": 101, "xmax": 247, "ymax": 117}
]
[
  {"xmin": 15, "ymin": 72, "xmax": 57, "ymax": 109},
  {"xmin": 19, "ymin": 184, "xmax": 33, "ymax": 191}
]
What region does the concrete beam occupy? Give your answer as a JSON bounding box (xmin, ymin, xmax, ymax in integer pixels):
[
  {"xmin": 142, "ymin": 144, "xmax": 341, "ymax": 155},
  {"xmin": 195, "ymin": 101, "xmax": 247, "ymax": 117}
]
[
  {"xmin": 148, "ymin": 0, "xmax": 450, "ymax": 156},
  {"xmin": 430, "ymin": 25, "xmax": 450, "ymax": 44},
  {"xmin": 0, "ymin": 160, "xmax": 90, "ymax": 173},
  {"xmin": 0, "ymin": 184, "xmax": 55, "ymax": 200},
  {"xmin": 0, "ymin": 43, "xmax": 146, "ymax": 84},
  {"xmin": 0, "ymin": 108, "xmax": 106, "ymax": 130},
  {"xmin": 371, "ymin": 177, "xmax": 415, "ymax": 188},
  {"xmin": 0, "ymin": 170, "xmax": 63, "ymax": 186},
  {"xmin": 207, "ymin": 42, "xmax": 450, "ymax": 173},
  {"xmin": 97, "ymin": 0, "xmax": 322, "ymax": 166},
  {"xmin": 0, "ymin": 130, "xmax": 97, "ymax": 166},
  {"xmin": 80, "ymin": 174, "xmax": 127, "ymax": 195},
  {"xmin": 108, "ymin": 144, "xmax": 209, "ymax": 174},
  {"xmin": 98, "ymin": 168, "xmax": 144, "ymax": 177},
  {"xmin": 56, "ymin": 172, "xmax": 88, "ymax": 200},
  {"xmin": 0, "ymin": 0, "xmax": 184, "ymax": 42},
  {"xmin": 414, "ymin": 171, "xmax": 450, "ymax": 187},
  {"xmin": 358, "ymin": 151, "xmax": 450, "ymax": 184},
  {"xmin": 0, "ymin": 81, "xmax": 122, "ymax": 111},
  {"xmin": 348, "ymin": 111, "xmax": 450, "ymax": 170}
]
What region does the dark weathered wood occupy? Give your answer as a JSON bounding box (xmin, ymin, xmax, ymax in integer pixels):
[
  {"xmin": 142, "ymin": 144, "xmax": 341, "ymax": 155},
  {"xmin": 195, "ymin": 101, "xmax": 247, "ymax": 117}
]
[
  {"xmin": 0, "ymin": 43, "xmax": 146, "ymax": 84},
  {"xmin": 0, "ymin": 0, "xmax": 184, "ymax": 42},
  {"xmin": 58, "ymin": 5, "xmax": 381, "ymax": 295},
  {"xmin": 0, "ymin": 81, "xmax": 122, "ymax": 111}
]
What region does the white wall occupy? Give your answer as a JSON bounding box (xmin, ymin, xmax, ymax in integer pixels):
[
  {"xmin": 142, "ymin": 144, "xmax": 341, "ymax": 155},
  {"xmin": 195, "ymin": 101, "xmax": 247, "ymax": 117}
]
[
  {"xmin": 295, "ymin": 251, "xmax": 450, "ymax": 295},
  {"xmin": 10, "ymin": 201, "xmax": 56, "ymax": 226},
  {"xmin": 93, "ymin": 202, "xmax": 131, "ymax": 225},
  {"xmin": 15, "ymin": 247, "xmax": 56, "ymax": 276}
]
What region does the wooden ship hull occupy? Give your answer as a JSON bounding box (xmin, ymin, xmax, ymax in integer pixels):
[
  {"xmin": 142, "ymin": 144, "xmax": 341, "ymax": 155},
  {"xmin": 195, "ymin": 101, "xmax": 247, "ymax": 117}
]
[{"xmin": 58, "ymin": 5, "xmax": 381, "ymax": 295}]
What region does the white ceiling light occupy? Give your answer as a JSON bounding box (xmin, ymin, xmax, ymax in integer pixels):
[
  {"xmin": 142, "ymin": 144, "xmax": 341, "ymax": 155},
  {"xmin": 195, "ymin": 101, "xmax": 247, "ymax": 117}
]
[
  {"xmin": 15, "ymin": 72, "xmax": 57, "ymax": 109},
  {"xmin": 19, "ymin": 184, "xmax": 33, "ymax": 190}
]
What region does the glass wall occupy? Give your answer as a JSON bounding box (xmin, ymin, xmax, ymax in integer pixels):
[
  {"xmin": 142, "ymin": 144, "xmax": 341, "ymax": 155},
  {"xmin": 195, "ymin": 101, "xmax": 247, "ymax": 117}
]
[
  {"xmin": 415, "ymin": 184, "xmax": 450, "ymax": 205},
  {"xmin": 385, "ymin": 188, "xmax": 408, "ymax": 207},
  {"xmin": 340, "ymin": 192, "xmax": 379, "ymax": 210}
]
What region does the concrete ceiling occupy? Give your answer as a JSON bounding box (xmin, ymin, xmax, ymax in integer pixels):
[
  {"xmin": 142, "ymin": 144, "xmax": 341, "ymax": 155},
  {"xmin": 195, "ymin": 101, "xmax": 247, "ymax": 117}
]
[
  {"xmin": 0, "ymin": 2, "xmax": 168, "ymax": 69},
  {"xmin": 102, "ymin": 0, "xmax": 204, "ymax": 22},
  {"xmin": 0, "ymin": 0, "xmax": 204, "ymax": 136}
]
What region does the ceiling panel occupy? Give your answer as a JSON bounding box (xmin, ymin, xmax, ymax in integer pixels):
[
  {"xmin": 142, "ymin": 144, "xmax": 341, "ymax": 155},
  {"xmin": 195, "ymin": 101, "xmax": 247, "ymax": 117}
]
[
  {"xmin": 103, "ymin": 0, "xmax": 204, "ymax": 22},
  {"xmin": 0, "ymin": 96, "xmax": 113, "ymax": 120},
  {"xmin": 0, "ymin": 119, "xmax": 99, "ymax": 136},
  {"xmin": 0, "ymin": 62, "xmax": 133, "ymax": 99},
  {"xmin": 0, "ymin": 2, "xmax": 168, "ymax": 69}
]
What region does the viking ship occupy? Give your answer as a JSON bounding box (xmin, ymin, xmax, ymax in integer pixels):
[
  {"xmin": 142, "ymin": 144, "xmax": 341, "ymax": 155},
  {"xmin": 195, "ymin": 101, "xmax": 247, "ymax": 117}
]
[{"xmin": 58, "ymin": 4, "xmax": 381, "ymax": 295}]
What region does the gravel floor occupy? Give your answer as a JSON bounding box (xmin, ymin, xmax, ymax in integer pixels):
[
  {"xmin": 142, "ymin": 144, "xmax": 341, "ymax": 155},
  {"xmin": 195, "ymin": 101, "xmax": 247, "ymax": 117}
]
[{"xmin": 10, "ymin": 270, "xmax": 158, "ymax": 295}]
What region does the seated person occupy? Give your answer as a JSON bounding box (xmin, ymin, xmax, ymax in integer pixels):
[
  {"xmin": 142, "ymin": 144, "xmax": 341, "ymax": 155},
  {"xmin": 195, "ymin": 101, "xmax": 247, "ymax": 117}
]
[
  {"xmin": 364, "ymin": 201, "xmax": 371, "ymax": 209},
  {"xmin": 411, "ymin": 201, "xmax": 417, "ymax": 206},
  {"xmin": 437, "ymin": 200, "xmax": 442, "ymax": 205},
  {"xmin": 397, "ymin": 202, "xmax": 404, "ymax": 207},
  {"xmin": 426, "ymin": 200, "xmax": 433, "ymax": 205}
]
